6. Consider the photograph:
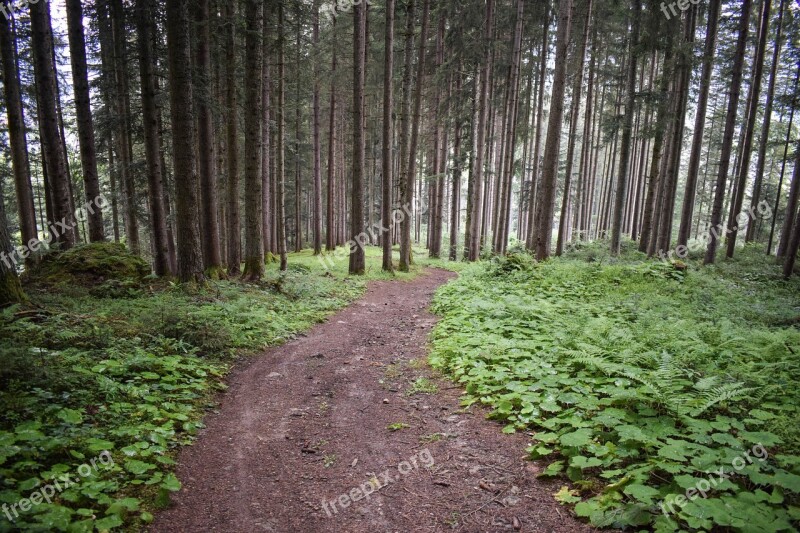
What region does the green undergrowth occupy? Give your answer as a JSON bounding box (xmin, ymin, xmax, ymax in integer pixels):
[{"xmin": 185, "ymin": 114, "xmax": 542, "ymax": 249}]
[
  {"xmin": 0, "ymin": 243, "xmax": 446, "ymax": 532},
  {"xmin": 430, "ymin": 242, "xmax": 800, "ymax": 532}
]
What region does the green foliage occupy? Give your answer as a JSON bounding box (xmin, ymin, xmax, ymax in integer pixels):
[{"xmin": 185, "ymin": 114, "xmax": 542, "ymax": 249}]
[
  {"xmin": 23, "ymin": 243, "xmax": 151, "ymax": 291},
  {"xmin": 0, "ymin": 246, "xmax": 441, "ymax": 531},
  {"xmin": 430, "ymin": 245, "xmax": 800, "ymax": 531}
]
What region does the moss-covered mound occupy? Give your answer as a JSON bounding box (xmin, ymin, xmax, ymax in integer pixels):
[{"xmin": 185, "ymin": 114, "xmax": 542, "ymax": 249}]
[{"xmin": 25, "ymin": 243, "xmax": 151, "ymax": 289}]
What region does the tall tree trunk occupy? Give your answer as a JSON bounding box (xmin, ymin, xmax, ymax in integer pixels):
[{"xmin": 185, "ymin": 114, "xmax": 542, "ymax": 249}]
[
  {"xmin": 0, "ymin": 14, "xmax": 37, "ymax": 254},
  {"xmin": 262, "ymin": 11, "xmax": 273, "ymax": 259},
  {"xmin": 557, "ymin": 0, "xmax": 592, "ymax": 255},
  {"xmin": 399, "ymin": 0, "xmax": 430, "ymax": 271},
  {"xmin": 350, "ymin": 0, "xmax": 367, "ymax": 275},
  {"xmin": 277, "ymin": 3, "xmax": 288, "ymax": 271},
  {"xmin": 382, "ymin": 0, "xmax": 395, "ymax": 271},
  {"xmin": 534, "ymin": 0, "xmax": 573, "ymax": 260},
  {"xmin": 166, "ymin": 0, "xmax": 204, "ymax": 282},
  {"xmin": 525, "ymin": 7, "xmax": 549, "ymax": 249},
  {"xmin": 704, "ymin": 0, "xmax": 751, "ymax": 265},
  {"xmin": 449, "ymin": 70, "xmax": 464, "ymax": 261},
  {"xmin": 30, "ymin": 0, "xmax": 75, "ymax": 249},
  {"xmin": 242, "ymin": 0, "xmax": 264, "ymax": 280},
  {"xmin": 771, "ymin": 70, "xmax": 799, "ymax": 256},
  {"xmin": 468, "ymin": 0, "xmax": 495, "ymax": 261},
  {"xmin": 726, "ymin": 0, "xmax": 771, "ymax": 258},
  {"xmin": 137, "ymin": 0, "xmax": 172, "ymax": 276},
  {"xmin": 747, "ymin": 0, "xmax": 786, "ymax": 243},
  {"xmin": 224, "ymin": 0, "xmax": 241, "ymax": 275},
  {"xmin": 111, "ymin": 0, "xmax": 139, "ymax": 253},
  {"xmin": 195, "ymin": 0, "xmax": 223, "ymax": 275},
  {"xmin": 611, "ymin": 1, "xmax": 639, "ymax": 256},
  {"xmin": 326, "ymin": 15, "xmax": 338, "ymax": 253},
  {"xmin": 66, "ymin": 0, "xmax": 105, "ymax": 243},
  {"xmin": 677, "ymin": 0, "xmax": 720, "ymax": 248},
  {"xmin": 781, "ymin": 142, "xmax": 800, "ymax": 277},
  {"xmin": 312, "ymin": 1, "xmax": 323, "ymax": 256}
]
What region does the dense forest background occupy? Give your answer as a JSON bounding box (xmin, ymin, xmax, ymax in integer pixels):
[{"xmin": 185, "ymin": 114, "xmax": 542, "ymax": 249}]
[{"xmin": 1, "ymin": 0, "xmax": 800, "ymax": 295}]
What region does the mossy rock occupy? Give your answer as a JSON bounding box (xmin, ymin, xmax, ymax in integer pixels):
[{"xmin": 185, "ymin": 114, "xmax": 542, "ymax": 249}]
[{"xmin": 25, "ymin": 243, "xmax": 151, "ymax": 289}]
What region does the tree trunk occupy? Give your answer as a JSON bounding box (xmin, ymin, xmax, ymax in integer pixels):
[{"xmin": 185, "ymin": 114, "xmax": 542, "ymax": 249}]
[
  {"xmin": 0, "ymin": 14, "xmax": 37, "ymax": 255},
  {"xmin": 224, "ymin": 0, "xmax": 241, "ymax": 275},
  {"xmin": 747, "ymin": 0, "xmax": 786, "ymax": 243},
  {"xmin": 382, "ymin": 0, "xmax": 395, "ymax": 271},
  {"xmin": 525, "ymin": 6, "xmax": 549, "ymax": 249},
  {"xmin": 326, "ymin": 15, "xmax": 338, "ymax": 253},
  {"xmin": 704, "ymin": 0, "xmax": 751, "ymax": 264},
  {"xmin": 726, "ymin": 0, "xmax": 771, "ymax": 258},
  {"xmin": 262, "ymin": 11, "xmax": 273, "ymax": 260},
  {"xmin": 677, "ymin": 0, "xmax": 720, "ymax": 248},
  {"xmin": 0, "ymin": 184, "xmax": 26, "ymax": 305},
  {"xmin": 468, "ymin": 0, "xmax": 495, "ymax": 261},
  {"xmin": 65, "ymin": 0, "xmax": 105, "ymax": 243},
  {"xmin": 312, "ymin": 1, "xmax": 323, "ymax": 256},
  {"xmin": 277, "ymin": 3, "xmax": 288, "ymax": 271},
  {"xmin": 111, "ymin": 0, "xmax": 139, "ymax": 253},
  {"xmin": 30, "ymin": 0, "xmax": 75, "ymax": 249},
  {"xmin": 166, "ymin": 0, "xmax": 204, "ymax": 282},
  {"xmin": 242, "ymin": 0, "xmax": 265, "ymax": 280},
  {"xmin": 610, "ymin": 0, "xmax": 640, "ymax": 256},
  {"xmin": 399, "ymin": 0, "xmax": 430, "ymax": 271},
  {"xmin": 137, "ymin": 0, "xmax": 173, "ymax": 276},
  {"xmin": 558, "ymin": 0, "xmax": 593, "ymax": 255},
  {"xmin": 534, "ymin": 0, "xmax": 573, "ymax": 260},
  {"xmin": 350, "ymin": 0, "xmax": 367, "ymax": 275},
  {"xmin": 195, "ymin": 0, "xmax": 223, "ymax": 275}
]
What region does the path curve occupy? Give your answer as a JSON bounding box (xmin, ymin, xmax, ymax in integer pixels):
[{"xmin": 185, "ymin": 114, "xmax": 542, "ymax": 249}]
[{"xmin": 152, "ymin": 268, "xmax": 593, "ymax": 533}]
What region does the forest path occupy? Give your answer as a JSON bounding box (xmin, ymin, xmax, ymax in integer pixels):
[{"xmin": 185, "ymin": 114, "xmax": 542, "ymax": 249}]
[{"xmin": 151, "ymin": 268, "xmax": 592, "ymax": 533}]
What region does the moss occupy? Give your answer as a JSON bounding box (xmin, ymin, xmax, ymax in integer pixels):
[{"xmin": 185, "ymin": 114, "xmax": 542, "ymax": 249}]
[
  {"xmin": 24, "ymin": 243, "xmax": 151, "ymax": 289},
  {"xmin": 0, "ymin": 272, "xmax": 27, "ymax": 306}
]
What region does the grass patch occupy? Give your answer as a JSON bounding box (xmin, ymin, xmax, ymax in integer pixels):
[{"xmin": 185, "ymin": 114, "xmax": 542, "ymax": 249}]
[
  {"xmin": 406, "ymin": 377, "xmax": 439, "ymax": 396},
  {"xmin": 430, "ymin": 242, "xmax": 800, "ymax": 532}
]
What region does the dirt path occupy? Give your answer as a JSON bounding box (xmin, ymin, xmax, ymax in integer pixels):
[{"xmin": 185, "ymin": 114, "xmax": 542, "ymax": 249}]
[{"xmin": 152, "ymin": 269, "xmax": 593, "ymax": 533}]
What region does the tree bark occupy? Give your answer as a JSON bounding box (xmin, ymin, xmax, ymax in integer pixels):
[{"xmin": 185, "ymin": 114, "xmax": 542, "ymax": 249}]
[
  {"xmin": 166, "ymin": 0, "xmax": 204, "ymax": 282},
  {"xmin": 677, "ymin": 0, "xmax": 720, "ymax": 248},
  {"xmin": 65, "ymin": 0, "xmax": 105, "ymax": 243},
  {"xmin": 0, "ymin": 14, "xmax": 37, "ymax": 254},
  {"xmin": 468, "ymin": 0, "xmax": 495, "ymax": 261},
  {"xmin": 534, "ymin": 0, "xmax": 573, "ymax": 260},
  {"xmin": 747, "ymin": 0, "xmax": 786, "ymax": 243},
  {"xmin": 726, "ymin": 0, "xmax": 771, "ymax": 258},
  {"xmin": 30, "ymin": 0, "xmax": 75, "ymax": 249},
  {"xmin": 704, "ymin": 0, "xmax": 751, "ymax": 264},
  {"xmin": 224, "ymin": 0, "xmax": 241, "ymax": 275},
  {"xmin": 241, "ymin": 0, "xmax": 264, "ymax": 280},
  {"xmin": 137, "ymin": 0, "xmax": 173, "ymax": 276},
  {"xmin": 382, "ymin": 0, "xmax": 395, "ymax": 271}
]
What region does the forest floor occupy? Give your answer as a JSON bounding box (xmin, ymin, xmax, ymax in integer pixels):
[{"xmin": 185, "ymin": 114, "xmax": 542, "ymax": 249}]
[{"xmin": 150, "ymin": 268, "xmax": 593, "ymax": 533}]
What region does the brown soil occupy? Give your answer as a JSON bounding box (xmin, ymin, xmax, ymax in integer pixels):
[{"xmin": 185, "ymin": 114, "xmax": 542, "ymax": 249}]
[{"xmin": 151, "ymin": 268, "xmax": 594, "ymax": 533}]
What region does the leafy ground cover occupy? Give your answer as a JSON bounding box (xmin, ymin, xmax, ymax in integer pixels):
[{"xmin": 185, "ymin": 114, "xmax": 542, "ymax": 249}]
[
  {"xmin": 0, "ymin": 243, "xmax": 450, "ymax": 532},
  {"xmin": 430, "ymin": 242, "xmax": 800, "ymax": 532}
]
